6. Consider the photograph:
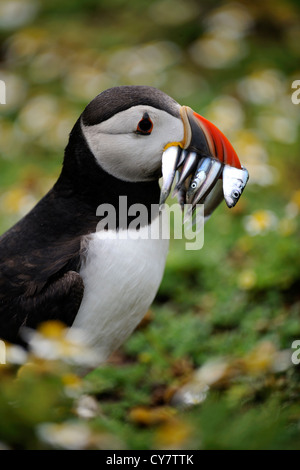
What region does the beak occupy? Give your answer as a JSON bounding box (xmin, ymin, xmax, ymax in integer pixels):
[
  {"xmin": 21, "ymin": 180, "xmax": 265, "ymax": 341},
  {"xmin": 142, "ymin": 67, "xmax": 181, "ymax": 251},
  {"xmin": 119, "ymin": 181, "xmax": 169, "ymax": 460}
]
[
  {"xmin": 159, "ymin": 105, "xmax": 249, "ymax": 214},
  {"xmin": 183, "ymin": 106, "xmax": 242, "ymax": 168}
]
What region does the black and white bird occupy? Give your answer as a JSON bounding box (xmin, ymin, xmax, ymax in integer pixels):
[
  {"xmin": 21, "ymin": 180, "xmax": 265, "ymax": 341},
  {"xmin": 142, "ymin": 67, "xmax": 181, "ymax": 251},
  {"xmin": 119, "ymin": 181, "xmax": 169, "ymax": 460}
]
[{"xmin": 0, "ymin": 86, "xmax": 248, "ymax": 363}]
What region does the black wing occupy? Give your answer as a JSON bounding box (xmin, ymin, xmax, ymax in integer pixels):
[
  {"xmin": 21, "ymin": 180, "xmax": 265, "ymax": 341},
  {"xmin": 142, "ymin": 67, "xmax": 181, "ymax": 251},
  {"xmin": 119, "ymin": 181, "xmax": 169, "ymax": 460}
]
[
  {"xmin": 0, "ymin": 270, "xmax": 84, "ymax": 344},
  {"xmin": 0, "ymin": 184, "xmax": 99, "ymax": 344}
]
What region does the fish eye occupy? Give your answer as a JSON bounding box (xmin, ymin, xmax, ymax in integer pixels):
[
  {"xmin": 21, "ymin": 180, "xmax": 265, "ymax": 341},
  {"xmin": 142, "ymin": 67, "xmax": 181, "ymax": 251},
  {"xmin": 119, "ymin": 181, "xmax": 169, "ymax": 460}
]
[
  {"xmin": 136, "ymin": 113, "xmax": 153, "ymax": 135},
  {"xmin": 232, "ymin": 190, "xmax": 240, "ymax": 199}
]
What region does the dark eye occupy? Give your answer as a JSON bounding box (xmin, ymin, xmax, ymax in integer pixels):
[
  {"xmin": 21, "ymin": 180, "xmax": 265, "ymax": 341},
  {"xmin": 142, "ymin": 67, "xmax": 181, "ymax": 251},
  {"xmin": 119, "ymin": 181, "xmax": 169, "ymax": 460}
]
[{"xmin": 136, "ymin": 113, "xmax": 153, "ymax": 135}]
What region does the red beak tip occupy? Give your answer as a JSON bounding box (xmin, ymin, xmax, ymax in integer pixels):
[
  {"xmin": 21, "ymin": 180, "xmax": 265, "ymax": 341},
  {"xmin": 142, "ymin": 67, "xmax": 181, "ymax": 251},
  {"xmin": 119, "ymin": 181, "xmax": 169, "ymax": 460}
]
[{"xmin": 193, "ymin": 112, "xmax": 242, "ymax": 169}]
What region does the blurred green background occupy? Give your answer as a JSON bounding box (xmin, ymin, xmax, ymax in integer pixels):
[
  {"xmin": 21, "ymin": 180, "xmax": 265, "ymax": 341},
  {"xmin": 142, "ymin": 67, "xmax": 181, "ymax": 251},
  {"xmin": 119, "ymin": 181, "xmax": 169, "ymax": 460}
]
[{"xmin": 1, "ymin": 0, "xmax": 300, "ymax": 450}]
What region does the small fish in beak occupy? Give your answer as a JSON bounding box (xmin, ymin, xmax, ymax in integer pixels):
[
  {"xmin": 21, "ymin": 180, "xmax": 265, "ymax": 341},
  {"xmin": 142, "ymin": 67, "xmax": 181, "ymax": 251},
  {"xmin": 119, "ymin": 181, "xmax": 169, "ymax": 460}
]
[
  {"xmin": 191, "ymin": 159, "xmax": 222, "ymax": 205},
  {"xmin": 174, "ymin": 151, "xmax": 198, "ymax": 192},
  {"xmin": 159, "ymin": 146, "xmax": 180, "ymax": 206},
  {"xmin": 222, "ymin": 165, "xmax": 249, "ymax": 208},
  {"xmin": 159, "ymin": 105, "xmax": 249, "ymax": 216},
  {"xmin": 202, "ymin": 179, "xmax": 224, "ymax": 219}
]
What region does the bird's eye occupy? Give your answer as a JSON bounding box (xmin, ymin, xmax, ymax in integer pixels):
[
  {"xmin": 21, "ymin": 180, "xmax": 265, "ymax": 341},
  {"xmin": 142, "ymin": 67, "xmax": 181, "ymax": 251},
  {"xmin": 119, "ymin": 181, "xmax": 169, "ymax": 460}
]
[{"xmin": 136, "ymin": 113, "xmax": 153, "ymax": 135}]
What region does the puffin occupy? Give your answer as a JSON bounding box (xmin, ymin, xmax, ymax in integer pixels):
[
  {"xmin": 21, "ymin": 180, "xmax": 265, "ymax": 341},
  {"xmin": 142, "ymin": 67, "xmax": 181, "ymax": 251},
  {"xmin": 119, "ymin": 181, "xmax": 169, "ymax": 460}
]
[{"xmin": 0, "ymin": 86, "xmax": 248, "ymax": 363}]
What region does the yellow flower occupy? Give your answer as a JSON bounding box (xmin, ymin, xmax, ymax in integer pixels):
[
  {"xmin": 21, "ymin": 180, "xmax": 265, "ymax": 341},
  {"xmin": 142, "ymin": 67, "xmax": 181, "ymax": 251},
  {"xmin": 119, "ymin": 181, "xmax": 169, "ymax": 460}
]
[
  {"xmin": 291, "ymin": 189, "xmax": 300, "ymax": 209},
  {"xmin": 238, "ymin": 269, "xmax": 257, "ymax": 290},
  {"xmin": 38, "ymin": 320, "xmax": 66, "ymax": 338},
  {"xmin": 244, "ymin": 210, "xmax": 278, "ymax": 235},
  {"xmin": 62, "ymin": 373, "xmax": 82, "ymax": 388},
  {"xmin": 155, "ymin": 418, "xmax": 192, "ymax": 449},
  {"xmin": 243, "ymin": 342, "xmax": 276, "ymax": 375},
  {"xmin": 129, "ymin": 406, "xmax": 176, "ymax": 426},
  {"xmin": 25, "ymin": 320, "xmax": 99, "ymax": 367}
]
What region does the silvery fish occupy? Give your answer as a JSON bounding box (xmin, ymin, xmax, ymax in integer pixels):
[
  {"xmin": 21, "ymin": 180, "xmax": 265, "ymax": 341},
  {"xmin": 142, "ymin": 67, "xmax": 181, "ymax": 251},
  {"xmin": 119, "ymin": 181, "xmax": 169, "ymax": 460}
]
[
  {"xmin": 186, "ymin": 157, "xmax": 212, "ymax": 204},
  {"xmin": 159, "ymin": 106, "xmax": 249, "ymax": 216},
  {"xmin": 222, "ymin": 165, "xmax": 249, "ymax": 208}
]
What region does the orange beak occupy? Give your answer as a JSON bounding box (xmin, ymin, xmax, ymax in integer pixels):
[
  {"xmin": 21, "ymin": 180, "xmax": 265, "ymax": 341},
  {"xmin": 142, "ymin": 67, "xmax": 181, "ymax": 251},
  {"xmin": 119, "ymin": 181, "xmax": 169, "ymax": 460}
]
[{"xmin": 182, "ymin": 106, "xmax": 241, "ymax": 169}]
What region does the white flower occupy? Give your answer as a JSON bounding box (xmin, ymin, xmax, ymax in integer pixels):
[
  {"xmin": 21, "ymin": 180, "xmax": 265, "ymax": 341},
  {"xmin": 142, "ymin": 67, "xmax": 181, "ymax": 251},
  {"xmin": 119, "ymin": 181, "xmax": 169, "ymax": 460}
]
[
  {"xmin": 244, "ymin": 210, "xmax": 278, "ymax": 236},
  {"xmin": 37, "ymin": 422, "xmax": 91, "ymax": 450},
  {"xmin": 22, "ymin": 320, "xmax": 99, "ymax": 367}
]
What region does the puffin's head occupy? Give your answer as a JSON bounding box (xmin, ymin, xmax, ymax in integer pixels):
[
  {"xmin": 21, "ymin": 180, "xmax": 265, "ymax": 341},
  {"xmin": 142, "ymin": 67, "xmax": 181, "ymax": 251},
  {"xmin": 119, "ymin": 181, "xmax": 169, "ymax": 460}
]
[
  {"xmin": 78, "ymin": 86, "xmax": 248, "ymax": 210},
  {"xmin": 81, "ymin": 86, "xmax": 183, "ymax": 183}
]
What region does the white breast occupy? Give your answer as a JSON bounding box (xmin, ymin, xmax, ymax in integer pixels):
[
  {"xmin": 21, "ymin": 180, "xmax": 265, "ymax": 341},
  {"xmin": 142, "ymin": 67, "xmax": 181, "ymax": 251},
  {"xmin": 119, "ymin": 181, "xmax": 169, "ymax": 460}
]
[{"xmin": 71, "ymin": 213, "xmax": 169, "ymax": 363}]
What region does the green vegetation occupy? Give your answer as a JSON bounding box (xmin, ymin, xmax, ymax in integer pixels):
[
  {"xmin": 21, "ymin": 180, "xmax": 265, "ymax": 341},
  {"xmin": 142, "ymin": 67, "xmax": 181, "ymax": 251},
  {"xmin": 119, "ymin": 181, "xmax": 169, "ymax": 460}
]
[{"xmin": 0, "ymin": 0, "xmax": 300, "ymax": 450}]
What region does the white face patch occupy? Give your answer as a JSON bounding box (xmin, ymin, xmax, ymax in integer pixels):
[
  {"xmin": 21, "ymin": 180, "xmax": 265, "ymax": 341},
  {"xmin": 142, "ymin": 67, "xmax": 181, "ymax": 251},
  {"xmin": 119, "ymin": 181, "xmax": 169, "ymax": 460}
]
[{"xmin": 81, "ymin": 105, "xmax": 184, "ymax": 182}]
